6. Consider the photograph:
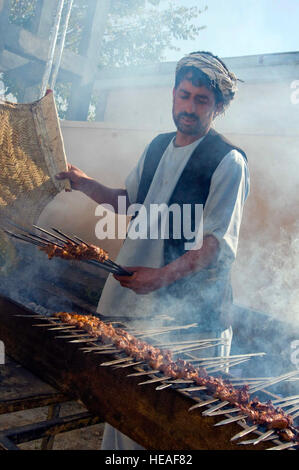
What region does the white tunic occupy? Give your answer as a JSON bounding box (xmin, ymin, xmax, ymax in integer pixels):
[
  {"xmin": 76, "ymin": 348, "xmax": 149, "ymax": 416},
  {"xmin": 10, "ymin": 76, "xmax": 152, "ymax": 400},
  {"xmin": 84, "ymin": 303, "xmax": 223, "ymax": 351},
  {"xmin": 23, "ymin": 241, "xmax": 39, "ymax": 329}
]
[
  {"xmin": 97, "ymin": 135, "xmax": 250, "ymax": 320},
  {"xmin": 99, "ymin": 134, "xmax": 250, "ymax": 451}
]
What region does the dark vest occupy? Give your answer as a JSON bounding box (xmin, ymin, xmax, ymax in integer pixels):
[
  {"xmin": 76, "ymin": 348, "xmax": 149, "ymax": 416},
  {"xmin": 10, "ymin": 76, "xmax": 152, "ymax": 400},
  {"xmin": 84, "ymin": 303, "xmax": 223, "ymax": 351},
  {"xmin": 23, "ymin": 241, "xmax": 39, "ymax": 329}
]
[{"xmin": 134, "ymin": 128, "xmax": 247, "ymax": 330}]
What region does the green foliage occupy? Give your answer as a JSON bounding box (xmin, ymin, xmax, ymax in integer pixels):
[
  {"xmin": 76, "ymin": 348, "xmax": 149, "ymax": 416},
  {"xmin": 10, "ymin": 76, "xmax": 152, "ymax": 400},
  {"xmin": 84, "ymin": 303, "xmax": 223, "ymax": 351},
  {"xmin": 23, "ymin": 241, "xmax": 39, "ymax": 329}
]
[
  {"xmin": 53, "ymin": 81, "xmax": 72, "ymax": 119},
  {"xmin": 65, "ymin": 0, "xmax": 206, "ymax": 66},
  {"xmin": 9, "ymin": 0, "xmax": 38, "ymax": 28},
  {"xmin": 3, "ymin": 0, "xmax": 207, "ymax": 119},
  {"xmin": 63, "ymin": 1, "xmax": 89, "ymax": 54},
  {"xmin": 100, "ymin": 2, "xmax": 206, "ymax": 67}
]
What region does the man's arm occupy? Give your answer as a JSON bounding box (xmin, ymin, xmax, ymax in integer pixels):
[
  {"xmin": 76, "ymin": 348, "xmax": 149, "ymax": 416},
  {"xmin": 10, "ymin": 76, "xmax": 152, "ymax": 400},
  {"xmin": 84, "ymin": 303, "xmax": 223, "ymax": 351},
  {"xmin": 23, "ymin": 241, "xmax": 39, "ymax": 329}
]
[
  {"xmin": 115, "ymin": 150, "xmax": 249, "ymax": 295},
  {"xmin": 114, "ymin": 235, "xmax": 219, "ymax": 295},
  {"xmin": 56, "ymin": 164, "xmax": 130, "ymax": 214}
]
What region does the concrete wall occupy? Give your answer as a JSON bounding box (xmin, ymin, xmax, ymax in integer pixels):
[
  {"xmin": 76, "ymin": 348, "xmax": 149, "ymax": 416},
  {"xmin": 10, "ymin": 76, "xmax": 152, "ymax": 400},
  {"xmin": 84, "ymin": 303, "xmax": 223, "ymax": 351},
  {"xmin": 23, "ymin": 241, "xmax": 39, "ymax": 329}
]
[{"xmin": 38, "ymin": 52, "xmax": 299, "ymax": 323}]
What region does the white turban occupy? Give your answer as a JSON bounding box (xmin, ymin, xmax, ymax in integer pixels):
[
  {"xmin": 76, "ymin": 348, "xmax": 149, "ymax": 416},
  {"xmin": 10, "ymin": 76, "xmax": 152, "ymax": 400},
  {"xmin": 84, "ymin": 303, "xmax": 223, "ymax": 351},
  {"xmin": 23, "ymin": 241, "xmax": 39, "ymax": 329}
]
[{"xmin": 176, "ymin": 52, "xmax": 239, "ymax": 105}]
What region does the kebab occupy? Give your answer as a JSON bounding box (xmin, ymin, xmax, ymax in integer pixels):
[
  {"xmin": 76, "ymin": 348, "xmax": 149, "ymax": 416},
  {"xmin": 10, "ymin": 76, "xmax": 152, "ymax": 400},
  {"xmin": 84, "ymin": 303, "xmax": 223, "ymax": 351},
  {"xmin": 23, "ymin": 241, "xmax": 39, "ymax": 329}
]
[
  {"xmin": 54, "ymin": 312, "xmax": 299, "ymax": 442},
  {"xmin": 39, "ymin": 240, "xmax": 108, "ymax": 263},
  {"xmin": 2, "ymin": 220, "xmax": 131, "ymax": 276}
]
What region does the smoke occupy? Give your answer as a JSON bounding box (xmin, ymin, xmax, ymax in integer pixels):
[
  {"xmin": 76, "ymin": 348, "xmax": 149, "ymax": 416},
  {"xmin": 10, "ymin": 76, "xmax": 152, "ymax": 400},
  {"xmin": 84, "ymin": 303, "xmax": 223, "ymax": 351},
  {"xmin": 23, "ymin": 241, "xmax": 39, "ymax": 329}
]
[
  {"xmin": 234, "ymin": 224, "xmax": 299, "ymax": 325},
  {"xmin": 0, "ymin": 241, "xmax": 73, "ymax": 314}
]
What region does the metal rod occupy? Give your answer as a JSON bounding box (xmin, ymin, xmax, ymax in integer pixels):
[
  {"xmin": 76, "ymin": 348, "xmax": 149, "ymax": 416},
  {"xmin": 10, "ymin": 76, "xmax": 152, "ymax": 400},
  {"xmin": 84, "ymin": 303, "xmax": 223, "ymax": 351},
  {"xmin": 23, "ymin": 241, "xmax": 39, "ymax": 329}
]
[
  {"xmin": 100, "ymin": 357, "xmax": 133, "ymax": 367},
  {"xmin": 127, "ymin": 370, "xmax": 160, "ymax": 377},
  {"xmin": 170, "ymin": 341, "xmax": 225, "ymax": 353},
  {"xmin": 197, "ymin": 357, "xmax": 250, "ymax": 368},
  {"xmin": 272, "ymin": 394, "xmax": 299, "ymax": 404},
  {"xmin": 196, "ymin": 352, "xmax": 266, "ymax": 362},
  {"xmin": 14, "ymin": 315, "xmax": 48, "ymax": 318},
  {"xmin": 68, "ymin": 337, "xmax": 100, "ymax": 343},
  {"xmin": 50, "ymin": 228, "xmax": 125, "ymax": 273},
  {"xmin": 94, "ymin": 349, "xmax": 118, "ymax": 354},
  {"xmin": 3, "ymin": 220, "xmax": 62, "ymax": 246},
  {"xmin": 188, "ymin": 398, "xmax": 219, "ymax": 411},
  {"xmin": 84, "ymin": 259, "xmax": 123, "ymax": 275},
  {"xmin": 85, "ymin": 259, "xmax": 125, "ymax": 275},
  {"xmin": 266, "ymin": 441, "xmax": 298, "ymax": 451},
  {"xmin": 214, "ymin": 414, "xmax": 248, "ymax": 426},
  {"xmin": 138, "ymin": 376, "xmax": 171, "ymax": 386},
  {"xmin": 50, "ymin": 228, "xmax": 125, "ymax": 274},
  {"xmin": 72, "ymin": 234, "xmax": 123, "ymax": 271},
  {"xmin": 231, "ymin": 425, "xmax": 258, "ymax": 441},
  {"xmin": 252, "ymin": 430, "xmax": 275, "ymax": 445},
  {"xmin": 133, "ymin": 323, "xmax": 198, "ymax": 338},
  {"xmin": 156, "ymin": 383, "xmax": 173, "ymax": 391},
  {"xmin": 114, "ymin": 361, "xmax": 144, "ymax": 369},
  {"xmin": 51, "ymin": 227, "xmax": 79, "ymax": 244},
  {"xmin": 48, "ymin": 326, "xmax": 77, "ymax": 331},
  {"xmin": 249, "ymin": 370, "xmax": 299, "ymax": 394},
  {"xmin": 33, "ymin": 225, "xmax": 68, "ymax": 244},
  {"xmin": 55, "ymin": 334, "xmax": 91, "ymax": 339},
  {"xmin": 4, "ymin": 230, "xmax": 47, "ymax": 247},
  {"xmin": 202, "ymin": 400, "xmax": 229, "ymax": 416},
  {"xmin": 79, "ymin": 345, "xmax": 114, "ymax": 352},
  {"xmin": 205, "ymin": 358, "xmax": 251, "ymax": 373},
  {"xmin": 160, "ymin": 339, "xmax": 226, "ymax": 347},
  {"xmin": 205, "ymin": 407, "xmax": 241, "ymax": 417},
  {"xmin": 219, "ymin": 398, "xmax": 299, "ymax": 422},
  {"xmin": 178, "ymin": 386, "xmax": 207, "ymax": 392}
]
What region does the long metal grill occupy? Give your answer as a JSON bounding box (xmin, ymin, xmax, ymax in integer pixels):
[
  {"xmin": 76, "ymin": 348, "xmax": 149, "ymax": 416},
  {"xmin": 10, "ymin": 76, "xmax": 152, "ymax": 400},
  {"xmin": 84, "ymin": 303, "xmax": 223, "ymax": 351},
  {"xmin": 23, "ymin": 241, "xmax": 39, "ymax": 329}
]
[
  {"xmin": 1, "ymin": 222, "xmax": 298, "ymax": 450},
  {"xmin": 12, "ymin": 309, "xmax": 299, "ymax": 451}
]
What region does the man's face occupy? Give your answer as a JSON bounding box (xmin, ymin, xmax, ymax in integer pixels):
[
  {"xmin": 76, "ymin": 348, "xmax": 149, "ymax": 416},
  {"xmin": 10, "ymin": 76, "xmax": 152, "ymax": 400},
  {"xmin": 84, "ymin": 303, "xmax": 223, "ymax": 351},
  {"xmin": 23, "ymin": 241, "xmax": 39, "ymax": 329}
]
[{"xmin": 172, "ymin": 78, "xmax": 222, "ymax": 138}]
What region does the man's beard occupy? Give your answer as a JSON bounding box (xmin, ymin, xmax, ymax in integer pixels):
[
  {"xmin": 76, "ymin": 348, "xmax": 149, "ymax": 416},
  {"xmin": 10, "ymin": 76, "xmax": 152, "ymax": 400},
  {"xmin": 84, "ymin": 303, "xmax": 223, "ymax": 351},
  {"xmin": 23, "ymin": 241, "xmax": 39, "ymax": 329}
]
[{"xmin": 173, "ymin": 110, "xmax": 207, "ymax": 136}]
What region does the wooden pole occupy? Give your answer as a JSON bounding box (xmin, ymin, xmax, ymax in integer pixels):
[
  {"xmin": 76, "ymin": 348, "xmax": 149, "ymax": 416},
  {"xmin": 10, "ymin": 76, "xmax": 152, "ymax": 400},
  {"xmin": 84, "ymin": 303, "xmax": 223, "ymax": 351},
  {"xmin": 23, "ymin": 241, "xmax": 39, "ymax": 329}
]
[{"xmin": 40, "ymin": 0, "xmax": 65, "ymax": 98}]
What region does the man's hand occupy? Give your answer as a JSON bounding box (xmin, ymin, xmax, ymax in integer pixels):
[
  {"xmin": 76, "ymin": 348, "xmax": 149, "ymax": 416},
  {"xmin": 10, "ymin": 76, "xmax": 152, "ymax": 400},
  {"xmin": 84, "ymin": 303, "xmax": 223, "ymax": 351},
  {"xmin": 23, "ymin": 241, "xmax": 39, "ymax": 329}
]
[
  {"xmin": 114, "ymin": 267, "xmax": 165, "ymax": 295},
  {"xmin": 113, "ymin": 235, "xmax": 219, "ymax": 295},
  {"xmin": 56, "ymin": 163, "xmax": 129, "ymax": 212},
  {"xmin": 56, "ymin": 163, "xmax": 91, "ymax": 191}
]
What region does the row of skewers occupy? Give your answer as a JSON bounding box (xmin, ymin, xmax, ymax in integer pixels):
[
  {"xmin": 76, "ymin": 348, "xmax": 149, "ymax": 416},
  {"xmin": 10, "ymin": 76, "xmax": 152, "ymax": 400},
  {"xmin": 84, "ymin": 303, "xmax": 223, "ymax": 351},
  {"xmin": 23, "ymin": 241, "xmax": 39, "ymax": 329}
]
[
  {"xmin": 2, "ymin": 219, "xmax": 131, "ymax": 276},
  {"xmin": 25, "ymin": 311, "xmax": 299, "ymax": 450}
]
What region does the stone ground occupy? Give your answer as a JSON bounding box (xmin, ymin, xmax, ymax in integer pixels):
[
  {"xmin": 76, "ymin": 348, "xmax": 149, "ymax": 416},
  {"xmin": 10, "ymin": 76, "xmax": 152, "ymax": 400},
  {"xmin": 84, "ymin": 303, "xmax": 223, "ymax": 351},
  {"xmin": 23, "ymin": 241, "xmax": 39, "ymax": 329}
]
[{"xmin": 0, "ymin": 401, "xmax": 105, "ymax": 450}]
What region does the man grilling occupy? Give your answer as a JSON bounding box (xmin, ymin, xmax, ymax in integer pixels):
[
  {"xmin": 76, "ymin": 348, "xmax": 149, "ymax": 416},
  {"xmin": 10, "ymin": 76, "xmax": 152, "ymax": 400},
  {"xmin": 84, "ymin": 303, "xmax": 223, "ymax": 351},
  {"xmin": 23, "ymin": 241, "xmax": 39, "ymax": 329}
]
[{"xmin": 56, "ymin": 51, "xmax": 250, "ymax": 450}]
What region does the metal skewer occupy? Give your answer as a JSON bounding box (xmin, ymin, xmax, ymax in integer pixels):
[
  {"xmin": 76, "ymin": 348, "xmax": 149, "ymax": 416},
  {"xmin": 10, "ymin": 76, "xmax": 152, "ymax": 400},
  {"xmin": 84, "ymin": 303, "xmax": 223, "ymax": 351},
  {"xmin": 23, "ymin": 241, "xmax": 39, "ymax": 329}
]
[
  {"xmin": 248, "ymin": 370, "xmax": 299, "ymax": 394},
  {"xmin": 127, "ymin": 370, "xmax": 160, "ymax": 377},
  {"xmin": 4, "ymin": 230, "xmax": 48, "ymax": 247},
  {"xmin": 4, "ymin": 220, "xmax": 64, "ymax": 247},
  {"xmin": 266, "ymin": 441, "xmax": 298, "ymax": 451},
  {"xmin": 188, "ymin": 398, "xmax": 219, "ymax": 411},
  {"xmin": 100, "ymin": 357, "xmax": 133, "ymax": 367},
  {"xmin": 214, "ymin": 414, "xmax": 248, "ymax": 426},
  {"xmin": 7, "ymin": 220, "xmax": 124, "ymax": 275},
  {"xmin": 5, "ymin": 226, "xmax": 123, "ymax": 276},
  {"xmin": 114, "ymin": 361, "xmax": 144, "ymax": 369},
  {"xmin": 72, "ymin": 234, "xmax": 124, "ymax": 271},
  {"xmin": 51, "ymin": 227, "xmax": 131, "ymax": 276},
  {"xmin": 231, "ymin": 425, "xmax": 259, "ymax": 441},
  {"xmin": 138, "ymin": 376, "xmax": 172, "ymax": 385},
  {"xmin": 33, "ymin": 224, "xmax": 68, "ymax": 244}
]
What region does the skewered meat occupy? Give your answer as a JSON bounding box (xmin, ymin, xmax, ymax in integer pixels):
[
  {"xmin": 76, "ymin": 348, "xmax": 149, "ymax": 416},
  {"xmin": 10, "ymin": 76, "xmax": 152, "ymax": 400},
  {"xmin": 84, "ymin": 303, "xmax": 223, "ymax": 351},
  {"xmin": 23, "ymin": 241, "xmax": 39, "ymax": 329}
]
[
  {"xmin": 40, "ymin": 241, "xmax": 108, "ymax": 262},
  {"xmin": 54, "ymin": 312, "xmax": 299, "ymax": 441}
]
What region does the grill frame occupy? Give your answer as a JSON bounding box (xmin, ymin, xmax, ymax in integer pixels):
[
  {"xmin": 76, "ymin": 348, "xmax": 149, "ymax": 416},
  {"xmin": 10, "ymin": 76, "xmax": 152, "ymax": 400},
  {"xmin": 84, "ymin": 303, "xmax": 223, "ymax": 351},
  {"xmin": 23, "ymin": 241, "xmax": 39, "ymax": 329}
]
[{"xmin": 0, "ymin": 295, "xmax": 278, "ymax": 450}]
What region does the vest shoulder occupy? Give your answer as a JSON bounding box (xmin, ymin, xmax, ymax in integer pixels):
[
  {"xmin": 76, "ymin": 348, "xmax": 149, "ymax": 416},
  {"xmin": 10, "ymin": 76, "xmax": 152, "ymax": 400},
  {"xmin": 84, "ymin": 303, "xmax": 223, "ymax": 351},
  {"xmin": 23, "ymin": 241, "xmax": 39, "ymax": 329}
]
[{"xmin": 209, "ymin": 129, "xmax": 247, "ymax": 161}]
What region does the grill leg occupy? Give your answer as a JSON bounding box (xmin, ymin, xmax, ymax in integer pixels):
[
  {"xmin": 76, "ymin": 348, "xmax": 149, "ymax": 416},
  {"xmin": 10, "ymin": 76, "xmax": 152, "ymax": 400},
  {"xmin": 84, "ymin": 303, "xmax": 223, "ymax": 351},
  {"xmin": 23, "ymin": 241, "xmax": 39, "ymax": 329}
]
[{"xmin": 40, "ymin": 403, "xmax": 61, "ymax": 450}]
